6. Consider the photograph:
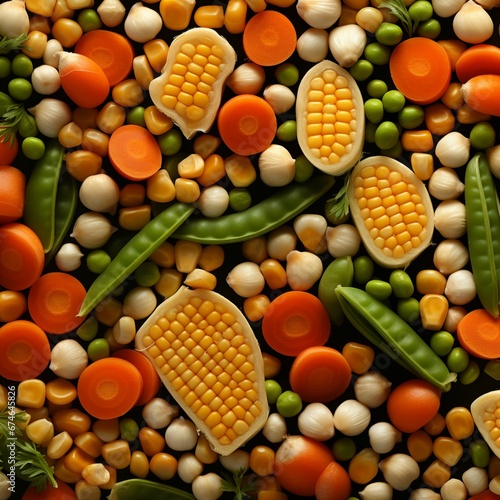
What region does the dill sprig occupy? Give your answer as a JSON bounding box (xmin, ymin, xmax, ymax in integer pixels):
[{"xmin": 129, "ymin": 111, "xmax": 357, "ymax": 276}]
[
  {"xmin": 0, "ymin": 102, "xmax": 28, "ymax": 145},
  {"xmin": 0, "ymin": 34, "xmax": 29, "ymax": 53},
  {"xmin": 379, "ymin": 0, "xmax": 416, "ymax": 37},
  {"xmin": 15, "ymin": 440, "xmax": 58, "ymax": 492},
  {"xmin": 220, "ymin": 468, "xmax": 257, "ymax": 500},
  {"xmin": 326, "ymin": 174, "xmax": 351, "ymax": 222}
]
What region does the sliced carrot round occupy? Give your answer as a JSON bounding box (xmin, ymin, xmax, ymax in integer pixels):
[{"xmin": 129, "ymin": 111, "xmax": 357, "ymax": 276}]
[
  {"xmin": 0, "ymin": 222, "xmax": 44, "ymax": 291},
  {"xmin": 0, "ymin": 136, "xmax": 18, "ymax": 165},
  {"xmin": 457, "ymin": 308, "xmax": 500, "ymax": 359},
  {"xmin": 75, "ymin": 29, "xmax": 135, "ymax": 86},
  {"xmin": 108, "ymin": 124, "xmax": 162, "ymax": 181},
  {"xmin": 389, "ymin": 37, "xmax": 451, "ymax": 105},
  {"xmin": 28, "ymin": 272, "xmax": 87, "ymax": 334},
  {"xmin": 289, "ymin": 346, "xmax": 352, "ymax": 403},
  {"xmin": 261, "ymin": 291, "xmax": 330, "ymax": 356},
  {"xmin": 77, "ymin": 357, "xmax": 143, "ymax": 419},
  {"xmin": 243, "ymin": 10, "xmax": 297, "ymax": 66},
  {"xmin": 112, "ymin": 349, "xmax": 161, "ymax": 406},
  {"xmin": 0, "ymin": 165, "xmax": 25, "ymax": 224},
  {"xmin": 217, "ymin": 95, "xmax": 277, "ymax": 156},
  {"xmin": 455, "ymin": 44, "xmax": 500, "ymax": 83},
  {"xmin": 0, "ymin": 320, "xmax": 51, "ymax": 381}
]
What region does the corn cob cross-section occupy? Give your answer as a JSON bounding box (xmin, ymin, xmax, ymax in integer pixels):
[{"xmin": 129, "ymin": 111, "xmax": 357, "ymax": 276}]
[
  {"xmin": 149, "ymin": 28, "xmax": 236, "ymax": 139},
  {"xmin": 135, "ymin": 286, "xmax": 269, "ymax": 456},
  {"xmin": 472, "ymin": 391, "xmax": 500, "ymax": 459}
]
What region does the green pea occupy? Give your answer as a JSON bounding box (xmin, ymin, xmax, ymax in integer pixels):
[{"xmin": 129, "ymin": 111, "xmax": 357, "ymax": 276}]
[
  {"xmin": 484, "ymin": 359, "xmax": 500, "ymax": 380},
  {"xmin": 430, "ymin": 330, "xmax": 454, "ymax": 357},
  {"xmin": 158, "ymin": 128, "xmax": 183, "ymax": 156},
  {"xmin": 459, "ymin": 360, "xmax": 480, "ymax": 385},
  {"xmin": 353, "ymin": 256, "xmax": 375, "ymax": 285},
  {"xmin": 21, "ymin": 137, "xmax": 45, "ymax": 160},
  {"xmin": 398, "ymin": 105, "xmax": 425, "ymax": 129},
  {"xmin": 470, "ymin": 121, "xmax": 496, "ymax": 150},
  {"xmin": 0, "ymin": 56, "xmax": 11, "ymax": 79},
  {"xmin": 275, "ymin": 63, "xmax": 299, "ymax": 86},
  {"xmin": 18, "ymin": 114, "xmax": 38, "ymax": 139},
  {"xmin": 366, "ymin": 79, "xmax": 388, "ymax": 98},
  {"xmin": 77, "ymin": 316, "xmax": 99, "ymax": 342},
  {"xmin": 11, "ymin": 54, "xmax": 33, "ymax": 78},
  {"xmin": 229, "ymin": 188, "xmax": 252, "ymax": 212},
  {"xmin": 416, "ymin": 18, "xmax": 441, "ymax": 39},
  {"xmin": 77, "ymin": 8, "xmax": 103, "ymax": 32},
  {"xmin": 374, "ymin": 121, "xmax": 400, "ymax": 150},
  {"xmin": 332, "ymin": 437, "xmax": 356, "ymax": 461},
  {"xmin": 409, "ymin": 0, "xmax": 433, "ymax": 21},
  {"xmin": 364, "ymin": 42, "xmax": 391, "ymax": 65},
  {"xmin": 348, "ymin": 59, "xmax": 374, "ymax": 82},
  {"xmin": 276, "ymin": 390, "xmax": 302, "ymax": 418},
  {"xmin": 87, "ymin": 338, "xmax": 110, "ymax": 362},
  {"xmin": 127, "ymin": 106, "xmax": 146, "ymax": 127},
  {"xmin": 375, "ymin": 22, "xmax": 403, "ymax": 46},
  {"xmin": 8, "ymin": 77, "xmax": 32, "ymax": 101},
  {"xmin": 397, "ymin": 297, "xmax": 420, "ymax": 323},
  {"xmin": 382, "ymin": 90, "xmax": 406, "ymax": 114},
  {"xmin": 120, "ymin": 417, "xmax": 140, "ymax": 441},
  {"xmin": 364, "ymin": 122, "xmax": 377, "ymax": 144},
  {"xmin": 87, "ymin": 249, "xmax": 112, "ymax": 274},
  {"xmin": 389, "ymin": 270, "xmax": 414, "ymax": 298},
  {"xmin": 294, "ymin": 154, "xmax": 314, "ymax": 183},
  {"xmin": 277, "ymin": 120, "xmax": 297, "ymax": 142},
  {"xmin": 364, "ymin": 98, "xmax": 384, "ymax": 124},
  {"xmin": 265, "ymin": 379, "xmax": 282, "ymax": 404},
  {"xmin": 135, "ymin": 261, "xmax": 160, "ymax": 287},
  {"xmin": 469, "ymin": 440, "xmax": 490, "ymax": 468},
  {"xmin": 447, "ymin": 346, "xmax": 469, "ymax": 373},
  {"xmin": 381, "ymin": 140, "xmax": 403, "ymax": 159},
  {"xmin": 365, "ymin": 279, "xmax": 392, "ymax": 301}
]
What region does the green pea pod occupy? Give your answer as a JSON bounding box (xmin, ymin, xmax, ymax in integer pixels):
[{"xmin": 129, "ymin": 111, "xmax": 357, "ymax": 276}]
[
  {"xmin": 108, "ymin": 479, "xmax": 195, "ymax": 500},
  {"xmin": 79, "ymin": 202, "xmax": 195, "ymax": 317},
  {"xmin": 317, "ymin": 256, "xmax": 354, "ymax": 325},
  {"xmin": 465, "ymin": 153, "xmax": 500, "ymax": 317},
  {"xmin": 336, "ymin": 286, "xmax": 457, "ymax": 391},
  {"xmin": 172, "ymin": 174, "xmax": 336, "ymax": 244},
  {"xmin": 44, "ymin": 173, "xmax": 78, "ymax": 266},
  {"xmin": 23, "ymin": 140, "xmax": 64, "ymax": 252}
]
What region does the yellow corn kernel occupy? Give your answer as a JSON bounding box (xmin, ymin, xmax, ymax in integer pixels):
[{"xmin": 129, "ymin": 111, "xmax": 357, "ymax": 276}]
[
  {"xmin": 0, "ymin": 385, "xmax": 7, "ymax": 409},
  {"xmin": 27, "ymin": 0, "xmax": 56, "ymax": 15},
  {"xmin": 155, "ymin": 268, "xmax": 183, "ymax": 298},
  {"xmin": 193, "ymin": 134, "xmax": 221, "ymax": 159},
  {"xmin": 159, "ymin": 0, "xmax": 195, "ymax": 30},
  {"xmin": 0, "ymin": 290, "xmax": 27, "ymax": 322},
  {"xmin": 144, "ymin": 106, "xmax": 174, "ymax": 136},
  {"xmin": 112, "ymin": 79, "xmax": 145, "ymax": 108},
  {"xmin": 348, "ymin": 447, "xmax": 380, "ymax": 484},
  {"xmin": 65, "ymin": 446, "xmax": 95, "ymax": 475},
  {"xmin": 94, "ymin": 296, "xmax": 123, "ymax": 327},
  {"xmin": 224, "ymin": 0, "xmax": 247, "ymax": 34},
  {"xmin": 150, "ymin": 452, "xmax": 178, "ymax": 480},
  {"xmin": 58, "ymin": 122, "xmax": 83, "ymax": 149},
  {"xmin": 67, "ymin": 0, "xmax": 94, "ymax": 7},
  {"xmin": 75, "ymin": 480, "xmax": 101, "ymax": 500},
  {"xmin": 433, "ymin": 436, "xmax": 463, "ymax": 467},
  {"xmin": 118, "ymin": 205, "xmax": 152, "ymax": 231},
  {"xmin": 82, "ymin": 462, "xmax": 111, "ymax": 486},
  {"xmin": 146, "ymin": 170, "xmax": 176, "ymax": 204},
  {"xmin": 47, "ymin": 400, "xmax": 72, "ymax": 416},
  {"xmin": 65, "ymin": 150, "xmax": 102, "ymax": 182},
  {"xmin": 175, "ymin": 240, "xmax": 203, "ymax": 274},
  {"xmin": 245, "ymin": 0, "xmax": 267, "ymax": 12},
  {"xmin": 242, "ymin": 236, "xmax": 269, "ymax": 264},
  {"xmin": 175, "ymin": 178, "xmax": 201, "ymax": 203},
  {"xmin": 144, "ymin": 39, "xmax": 169, "ymax": 73},
  {"xmin": 446, "ymin": 407, "xmax": 474, "ymax": 441},
  {"xmin": 249, "ymin": 445, "xmax": 275, "ymax": 477},
  {"xmin": 45, "ymin": 379, "xmax": 77, "ymax": 406},
  {"xmin": 338, "ymin": 6, "xmax": 359, "ymax": 25},
  {"xmin": 457, "ymin": 103, "xmax": 491, "ymax": 125},
  {"xmin": 178, "ymin": 153, "xmax": 205, "ymax": 178},
  {"xmin": 342, "ymin": 342, "xmax": 375, "ymax": 375},
  {"xmin": 138, "ymin": 427, "xmax": 166, "ymax": 457},
  {"xmin": 422, "ymin": 459, "xmax": 451, "ymax": 489},
  {"xmin": 425, "ymin": 102, "xmax": 455, "ymax": 136},
  {"xmin": 120, "ymin": 183, "xmax": 146, "ymax": 207},
  {"xmin": 355, "ymin": 6, "xmax": 384, "ymax": 32},
  {"xmin": 50, "ymin": 0, "xmax": 75, "ymax": 22},
  {"xmin": 262, "ymin": 352, "xmax": 281, "ymax": 379},
  {"xmin": 197, "ymin": 154, "xmax": 226, "ymax": 187},
  {"xmin": 26, "ymin": 418, "xmax": 54, "ymax": 445},
  {"xmin": 24, "ymin": 407, "xmax": 46, "ymax": 423},
  {"xmin": 243, "ymin": 294, "xmax": 271, "ymax": 323},
  {"xmin": 184, "ymin": 268, "xmax": 218, "ymax": 290},
  {"xmin": 100, "ymin": 465, "xmax": 117, "ymax": 490},
  {"xmin": 29, "ymin": 14, "xmax": 52, "ymax": 34},
  {"xmin": 47, "ymin": 431, "xmax": 74, "ymax": 460},
  {"xmin": 489, "ymin": 455, "xmax": 500, "ymax": 480},
  {"xmin": 17, "ymin": 379, "xmax": 46, "ymax": 409},
  {"xmin": 419, "ymin": 294, "xmax": 449, "ymax": 331},
  {"xmin": 411, "ymin": 153, "xmax": 434, "ymax": 181},
  {"xmin": 104, "ymin": 328, "xmax": 123, "ymax": 354},
  {"xmin": 52, "ymin": 408, "xmax": 92, "ymax": 438},
  {"xmin": 81, "ymin": 128, "xmax": 109, "ymax": 157},
  {"xmin": 93, "ymin": 418, "xmax": 121, "ymax": 443},
  {"xmin": 101, "ymin": 440, "xmax": 132, "ymax": 470},
  {"xmin": 416, "ymin": 270, "xmax": 447, "ymax": 295},
  {"xmin": 112, "ymin": 316, "xmax": 137, "ymax": 345},
  {"xmin": 96, "ymin": 102, "xmax": 127, "ymax": 135},
  {"xmin": 130, "ymin": 450, "xmax": 149, "ymax": 478},
  {"xmin": 74, "ymin": 432, "xmax": 105, "ymax": 458},
  {"xmin": 224, "ymin": 154, "xmax": 257, "ymax": 187},
  {"xmin": 259, "ymin": 259, "xmax": 287, "ymax": 290},
  {"xmin": 194, "ymin": 5, "xmax": 225, "ymax": 28},
  {"xmin": 51, "ymin": 18, "xmax": 83, "ymax": 47},
  {"xmin": 150, "ymin": 241, "xmax": 176, "ymax": 268},
  {"xmin": 407, "ymin": 430, "xmax": 433, "ymax": 462},
  {"xmin": 440, "ymin": 82, "xmax": 464, "ymax": 110},
  {"xmin": 424, "ymin": 412, "xmax": 446, "ymax": 436},
  {"xmin": 401, "ymin": 130, "xmax": 434, "ymax": 153},
  {"xmin": 73, "ymin": 107, "xmax": 98, "ymax": 131},
  {"xmin": 198, "ymin": 245, "xmax": 225, "ymax": 272},
  {"xmin": 195, "ymin": 434, "xmax": 218, "ymax": 464},
  {"xmin": 54, "ymin": 455, "xmax": 82, "ymax": 484},
  {"xmin": 21, "ymin": 30, "xmax": 47, "ymax": 58},
  {"xmin": 134, "ymin": 55, "xmax": 155, "ymax": 90}
]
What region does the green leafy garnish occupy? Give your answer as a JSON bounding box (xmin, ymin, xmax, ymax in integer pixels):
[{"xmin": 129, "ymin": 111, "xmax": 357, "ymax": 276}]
[
  {"xmin": 0, "ymin": 102, "xmax": 28, "ymax": 145},
  {"xmin": 0, "ymin": 33, "xmax": 29, "ymax": 54},
  {"xmin": 380, "ymin": 0, "xmax": 416, "ymax": 37},
  {"xmin": 327, "ymin": 174, "xmax": 350, "ymax": 223},
  {"xmin": 220, "ymin": 468, "xmax": 257, "ymax": 500}
]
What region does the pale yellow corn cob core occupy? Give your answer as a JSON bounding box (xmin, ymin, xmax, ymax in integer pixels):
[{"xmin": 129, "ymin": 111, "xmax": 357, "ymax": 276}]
[
  {"xmin": 352, "ymin": 164, "xmax": 428, "ymax": 260},
  {"xmin": 305, "ymin": 69, "xmax": 357, "ymax": 166},
  {"xmin": 480, "ymin": 401, "xmax": 500, "ymax": 450},
  {"xmin": 137, "ymin": 287, "xmax": 266, "ymax": 453}
]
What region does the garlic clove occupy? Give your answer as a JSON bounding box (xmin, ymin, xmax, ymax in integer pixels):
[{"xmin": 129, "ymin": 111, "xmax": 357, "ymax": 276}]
[
  {"xmin": 433, "ymin": 238, "xmax": 469, "ymax": 275},
  {"xmin": 226, "ymin": 62, "xmax": 266, "ymax": 95},
  {"xmin": 434, "ymin": 131, "xmax": 470, "ymax": 168},
  {"xmin": 70, "ymin": 212, "xmax": 117, "ymax": 249},
  {"xmin": 298, "ymin": 403, "xmax": 335, "ymax": 441},
  {"xmin": 434, "ymin": 199, "xmax": 467, "ymax": 239},
  {"xmin": 368, "ymin": 422, "xmax": 402, "ymax": 454},
  {"xmin": 258, "ymin": 144, "xmax": 296, "ymax": 187},
  {"xmin": 97, "ymin": 0, "xmax": 127, "ymax": 28},
  {"xmin": 333, "ymin": 399, "xmax": 371, "ymax": 436},
  {"xmin": 226, "ymin": 261, "xmax": 266, "ymax": 297},
  {"xmin": 142, "ymin": 398, "xmax": 179, "ymax": 429},
  {"xmin": 296, "ymin": 0, "xmax": 342, "ymax": 29},
  {"xmin": 262, "ymin": 413, "xmax": 287, "ymax": 443},
  {"xmin": 124, "ymin": 2, "xmax": 163, "ymax": 43},
  {"xmin": 0, "ymin": 0, "xmax": 30, "ymax": 38},
  {"xmin": 286, "ymin": 250, "xmax": 323, "ymax": 291},
  {"xmin": 359, "ymin": 482, "xmax": 394, "ymax": 500},
  {"xmin": 28, "ymin": 98, "xmax": 73, "ymax": 139},
  {"xmin": 49, "ymin": 339, "xmax": 88, "ymax": 380},
  {"xmin": 354, "ymin": 371, "xmax": 392, "ymax": 408},
  {"xmin": 55, "ymin": 243, "xmax": 84, "ymax": 272},
  {"xmin": 296, "ymin": 28, "xmax": 329, "ymax": 63},
  {"xmin": 379, "ymin": 453, "xmax": 420, "ymax": 491},
  {"xmin": 432, "ymin": 0, "xmax": 465, "ymax": 17},
  {"xmin": 444, "ymin": 269, "xmax": 477, "ymax": 306},
  {"xmin": 79, "ymin": 173, "xmax": 120, "ymax": 214},
  {"xmin": 164, "ymin": 417, "xmax": 198, "ymax": 451},
  {"xmin": 263, "ymin": 85, "xmax": 296, "ymax": 115},
  {"xmin": 428, "ymin": 167, "xmax": 465, "ymax": 200},
  {"xmin": 326, "ymin": 224, "xmax": 361, "ymax": 258},
  {"xmin": 453, "ymin": 0, "xmax": 494, "ymax": 43},
  {"xmin": 328, "ymin": 24, "xmax": 367, "ymax": 68}
]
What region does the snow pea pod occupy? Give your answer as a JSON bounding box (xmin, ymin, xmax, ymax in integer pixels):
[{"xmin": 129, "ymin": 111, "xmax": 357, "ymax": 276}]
[
  {"xmin": 336, "ymin": 286, "xmax": 457, "ymax": 391},
  {"xmin": 465, "ymin": 153, "xmax": 500, "ymax": 317},
  {"xmin": 23, "ymin": 139, "xmax": 64, "ymax": 252},
  {"xmin": 108, "ymin": 479, "xmax": 195, "ymax": 500},
  {"xmin": 172, "ymin": 174, "xmax": 336, "ymax": 244},
  {"xmin": 78, "ymin": 202, "xmax": 195, "ymax": 317}
]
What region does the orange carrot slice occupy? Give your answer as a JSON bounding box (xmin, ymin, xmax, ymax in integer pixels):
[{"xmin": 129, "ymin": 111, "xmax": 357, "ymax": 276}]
[
  {"xmin": 108, "ymin": 124, "xmax": 162, "ymax": 181},
  {"xmin": 28, "ymin": 272, "xmax": 87, "ymax": 334},
  {"xmin": 75, "ymin": 29, "xmax": 135, "ymax": 86},
  {"xmin": 461, "ymin": 74, "xmax": 500, "ymax": 117},
  {"xmin": 389, "ymin": 37, "xmax": 451, "ymax": 105},
  {"xmin": 455, "ymin": 44, "xmax": 500, "ymax": 83},
  {"xmin": 242, "ymin": 10, "xmax": 297, "ymax": 66},
  {"xmin": 0, "ymin": 320, "xmax": 51, "ymax": 381},
  {"xmin": 77, "ymin": 357, "xmax": 143, "ymax": 419},
  {"xmin": 457, "ymin": 308, "xmax": 500, "ymax": 359},
  {"xmin": 0, "ymin": 136, "xmax": 18, "ymax": 165},
  {"xmin": 217, "ymin": 94, "xmax": 277, "ymax": 156},
  {"xmin": 0, "ymin": 165, "xmax": 25, "ymax": 224}
]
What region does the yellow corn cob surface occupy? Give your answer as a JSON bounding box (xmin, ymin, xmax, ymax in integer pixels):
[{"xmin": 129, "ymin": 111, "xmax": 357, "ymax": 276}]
[
  {"xmin": 135, "ymin": 286, "xmax": 269, "ymax": 456},
  {"xmin": 296, "ymin": 60, "xmax": 365, "ymax": 176},
  {"xmin": 471, "ymin": 391, "xmax": 500, "ymax": 459},
  {"xmin": 149, "ymin": 28, "xmax": 236, "ymax": 139},
  {"xmin": 348, "ymin": 155, "xmax": 434, "ymax": 269}
]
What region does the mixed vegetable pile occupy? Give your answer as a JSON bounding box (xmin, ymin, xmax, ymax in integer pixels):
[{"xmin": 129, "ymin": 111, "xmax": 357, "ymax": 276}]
[{"xmin": 3, "ymin": 0, "xmax": 500, "ymax": 498}]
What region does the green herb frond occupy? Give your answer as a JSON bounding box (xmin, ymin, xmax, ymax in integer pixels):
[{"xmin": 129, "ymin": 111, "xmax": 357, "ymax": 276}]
[
  {"xmin": 379, "ymin": 0, "xmax": 415, "ymax": 37},
  {"xmin": 327, "ymin": 174, "xmax": 350, "ymax": 222},
  {"xmin": 220, "ymin": 467, "xmax": 257, "ymax": 500},
  {"xmin": 15, "ymin": 439, "xmax": 58, "ymax": 492},
  {"xmin": 0, "ymin": 34, "xmax": 29, "ymax": 53},
  {"xmin": 0, "ymin": 102, "xmax": 28, "ymax": 146}
]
